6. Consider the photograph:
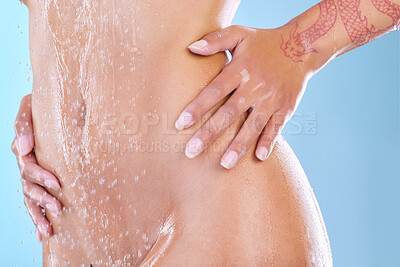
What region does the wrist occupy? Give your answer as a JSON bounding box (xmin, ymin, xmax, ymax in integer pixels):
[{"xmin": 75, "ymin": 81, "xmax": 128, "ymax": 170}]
[
  {"xmin": 278, "ymin": 0, "xmax": 341, "ymax": 73},
  {"xmin": 278, "ymin": 24, "xmax": 332, "ymax": 76}
]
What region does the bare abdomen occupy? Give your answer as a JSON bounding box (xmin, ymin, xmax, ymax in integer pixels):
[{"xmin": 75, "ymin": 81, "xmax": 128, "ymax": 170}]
[{"xmin": 28, "ymin": 0, "xmax": 331, "ymax": 265}]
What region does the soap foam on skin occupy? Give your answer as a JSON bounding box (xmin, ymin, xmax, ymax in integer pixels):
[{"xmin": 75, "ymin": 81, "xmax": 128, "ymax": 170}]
[
  {"xmin": 252, "ymin": 82, "xmax": 264, "ymax": 92},
  {"xmin": 240, "ymin": 69, "xmax": 250, "ymax": 83}
]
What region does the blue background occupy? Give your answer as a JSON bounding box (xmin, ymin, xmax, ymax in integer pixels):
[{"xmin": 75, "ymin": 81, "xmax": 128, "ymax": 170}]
[{"xmin": 1, "ymin": 1, "xmax": 398, "ymax": 266}]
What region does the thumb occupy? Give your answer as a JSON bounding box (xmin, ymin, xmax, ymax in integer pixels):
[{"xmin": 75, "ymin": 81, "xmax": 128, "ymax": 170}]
[
  {"xmin": 188, "ymin": 25, "xmax": 246, "ymax": 56},
  {"xmin": 14, "ymin": 94, "xmax": 35, "ymax": 156}
]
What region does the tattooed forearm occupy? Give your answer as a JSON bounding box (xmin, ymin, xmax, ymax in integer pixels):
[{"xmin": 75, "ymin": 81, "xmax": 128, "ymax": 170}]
[
  {"xmin": 280, "ymin": 0, "xmax": 337, "ymax": 62},
  {"xmin": 281, "ymin": 0, "xmax": 400, "ymax": 63},
  {"xmin": 339, "ymin": 0, "xmax": 400, "ymax": 45}
]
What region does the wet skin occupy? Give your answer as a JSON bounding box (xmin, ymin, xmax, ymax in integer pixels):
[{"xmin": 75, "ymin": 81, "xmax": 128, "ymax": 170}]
[
  {"xmin": 13, "ymin": 0, "xmax": 400, "ymax": 265},
  {"xmin": 12, "ymin": 0, "xmax": 338, "ymax": 265}
]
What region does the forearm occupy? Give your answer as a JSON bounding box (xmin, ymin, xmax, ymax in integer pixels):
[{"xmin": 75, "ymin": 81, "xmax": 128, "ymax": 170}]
[{"xmin": 280, "ymin": 0, "xmax": 400, "ymax": 70}]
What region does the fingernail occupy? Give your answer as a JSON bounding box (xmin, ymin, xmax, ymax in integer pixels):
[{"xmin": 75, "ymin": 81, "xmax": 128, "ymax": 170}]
[
  {"xmin": 36, "ymin": 230, "xmax": 42, "ymax": 242},
  {"xmin": 188, "ymin": 40, "xmax": 208, "ymax": 51},
  {"xmin": 175, "ymin": 111, "xmax": 193, "ymax": 130},
  {"xmin": 46, "ymin": 203, "xmax": 60, "ymax": 215},
  {"xmin": 256, "ymin": 146, "xmax": 269, "ymax": 161},
  {"xmin": 18, "ymin": 135, "xmax": 32, "ymax": 156},
  {"xmin": 44, "ymin": 179, "xmax": 61, "ymax": 191},
  {"xmin": 221, "ymin": 150, "xmax": 238, "ymax": 169},
  {"xmin": 185, "ymin": 138, "xmax": 204, "ymax": 159}
]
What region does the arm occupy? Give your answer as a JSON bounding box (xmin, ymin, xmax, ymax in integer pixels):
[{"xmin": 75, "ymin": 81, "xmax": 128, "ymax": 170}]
[
  {"xmin": 281, "ymin": 0, "xmax": 400, "ymax": 68},
  {"xmin": 176, "ymin": 0, "xmax": 399, "ymax": 169}
]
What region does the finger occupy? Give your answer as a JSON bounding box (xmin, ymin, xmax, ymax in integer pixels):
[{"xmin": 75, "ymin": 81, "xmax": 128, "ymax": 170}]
[
  {"xmin": 21, "ymin": 160, "xmax": 61, "ymax": 191},
  {"xmin": 188, "ymin": 25, "xmax": 246, "ymax": 56},
  {"xmin": 256, "ymin": 112, "xmax": 288, "ymax": 161},
  {"xmin": 220, "ymin": 108, "xmax": 272, "ymax": 169},
  {"xmin": 15, "ymin": 140, "xmax": 61, "ymax": 192},
  {"xmin": 11, "ymin": 137, "xmax": 18, "ymax": 155},
  {"xmin": 14, "ymin": 94, "xmax": 34, "ymax": 156},
  {"xmin": 24, "ymin": 197, "xmax": 53, "ymax": 237},
  {"xmin": 16, "ymin": 150, "xmax": 37, "ymax": 171},
  {"xmin": 175, "ymin": 64, "xmax": 242, "ymax": 130},
  {"xmin": 185, "ymin": 82, "xmax": 265, "ymax": 159},
  {"xmin": 22, "ymin": 179, "xmax": 62, "ymax": 215},
  {"xmin": 36, "ymin": 228, "xmax": 42, "ymax": 242}
]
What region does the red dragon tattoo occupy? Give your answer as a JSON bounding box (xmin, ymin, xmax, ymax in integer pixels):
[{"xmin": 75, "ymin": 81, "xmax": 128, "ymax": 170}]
[
  {"xmin": 280, "ymin": 0, "xmax": 338, "ymax": 62},
  {"xmin": 281, "ymin": 0, "xmax": 400, "ymax": 62},
  {"xmin": 338, "ymin": 0, "xmax": 400, "ymax": 45}
]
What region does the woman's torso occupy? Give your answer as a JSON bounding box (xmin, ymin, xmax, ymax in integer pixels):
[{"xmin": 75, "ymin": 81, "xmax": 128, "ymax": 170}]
[{"xmin": 27, "ymin": 0, "xmax": 332, "ymax": 265}]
